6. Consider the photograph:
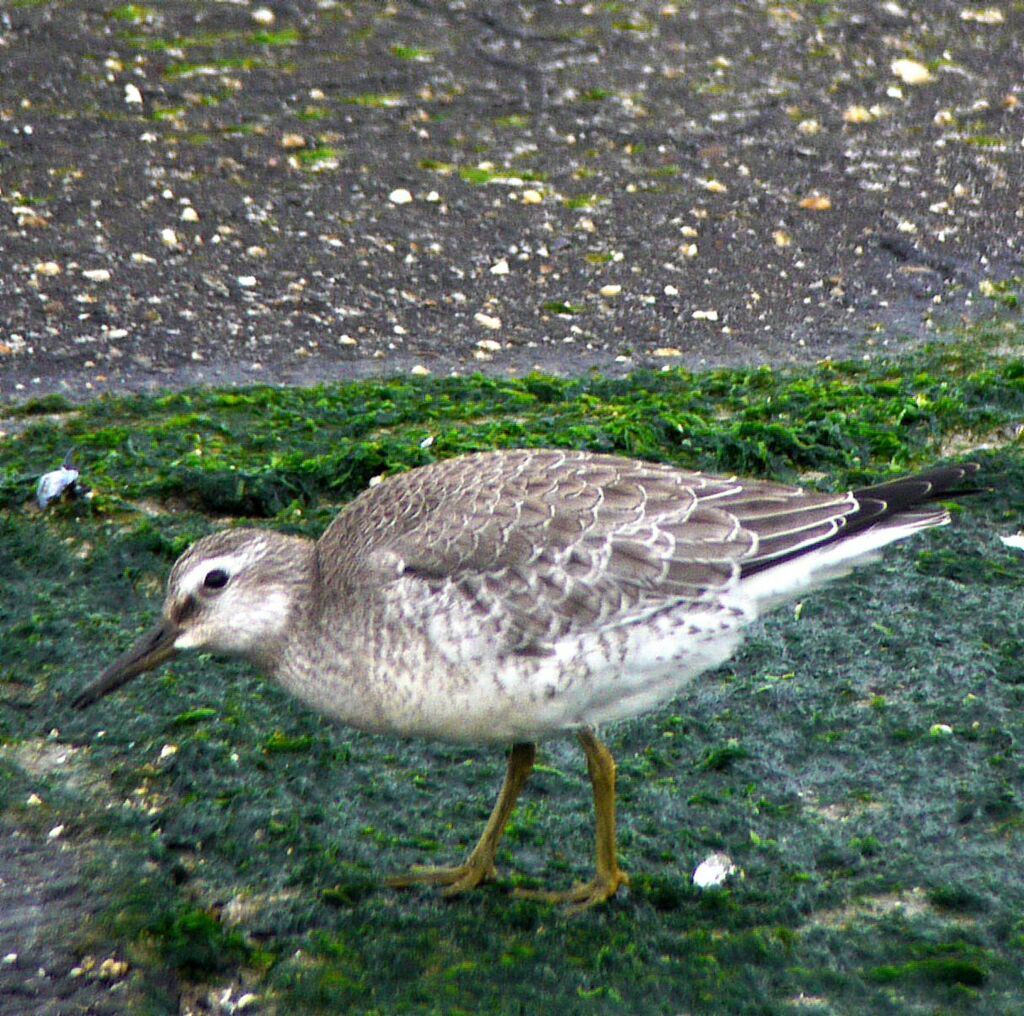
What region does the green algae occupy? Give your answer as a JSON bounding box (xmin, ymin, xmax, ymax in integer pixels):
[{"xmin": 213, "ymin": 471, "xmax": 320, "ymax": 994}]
[{"xmin": 1, "ymin": 327, "xmax": 1023, "ymax": 1013}]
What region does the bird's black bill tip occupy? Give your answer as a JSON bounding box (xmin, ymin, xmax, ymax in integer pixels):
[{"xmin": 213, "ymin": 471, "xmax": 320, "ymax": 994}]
[{"xmin": 72, "ymin": 620, "xmax": 181, "ymax": 710}]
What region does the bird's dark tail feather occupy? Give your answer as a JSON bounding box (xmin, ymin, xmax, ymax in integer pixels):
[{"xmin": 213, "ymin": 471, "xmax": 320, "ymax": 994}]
[
  {"xmin": 740, "ymin": 462, "xmax": 980, "ymax": 579},
  {"xmin": 847, "ymin": 461, "xmax": 982, "ymax": 536}
]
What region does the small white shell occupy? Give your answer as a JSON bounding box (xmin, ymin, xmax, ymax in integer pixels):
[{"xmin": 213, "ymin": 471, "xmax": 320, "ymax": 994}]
[
  {"xmin": 692, "ymin": 852, "xmax": 739, "ymax": 889},
  {"xmin": 36, "ymin": 464, "xmax": 80, "ymax": 509}
]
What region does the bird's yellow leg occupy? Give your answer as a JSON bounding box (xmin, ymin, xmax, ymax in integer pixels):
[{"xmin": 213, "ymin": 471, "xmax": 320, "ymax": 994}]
[
  {"xmin": 386, "ymin": 741, "xmax": 536, "ymax": 896},
  {"xmin": 514, "ymin": 728, "xmax": 629, "ymax": 912}
]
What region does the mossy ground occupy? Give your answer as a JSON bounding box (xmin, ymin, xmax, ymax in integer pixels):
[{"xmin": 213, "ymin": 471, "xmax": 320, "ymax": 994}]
[{"xmin": 1, "ymin": 323, "xmax": 1023, "ymax": 1014}]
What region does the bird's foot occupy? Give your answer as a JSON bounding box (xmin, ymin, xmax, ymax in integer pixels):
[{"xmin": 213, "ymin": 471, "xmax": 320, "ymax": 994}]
[
  {"xmin": 513, "ymin": 867, "xmax": 630, "ymax": 913},
  {"xmin": 385, "ymin": 857, "xmax": 498, "ymax": 897}
]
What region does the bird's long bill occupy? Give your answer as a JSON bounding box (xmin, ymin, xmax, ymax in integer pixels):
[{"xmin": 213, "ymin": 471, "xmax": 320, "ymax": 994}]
[{"xmin": 72, "ymin": 620, "xmax": 181, "ymax": 709}]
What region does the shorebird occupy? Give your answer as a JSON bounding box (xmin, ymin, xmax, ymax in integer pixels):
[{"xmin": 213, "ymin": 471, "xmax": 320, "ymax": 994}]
[{"xmin": 73, "ymin": 450, "xmax": 979, "ymax": 910}]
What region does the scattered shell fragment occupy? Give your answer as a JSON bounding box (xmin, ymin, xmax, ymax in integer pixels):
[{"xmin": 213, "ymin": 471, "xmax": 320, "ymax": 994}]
[
  {"xmin": 12, "ymin": 207, "xmax": 49, "ymax": 229},
  {"xmin": 653, "ymin": 347, "xmax": 682, "ymax": 357},
  {"xmin": 933, "ymin": 109, "xmax": 955, "ymax": 127},
  {"xmin": 82, "ymin": 269, "xmax": 111, "ymax": 282},
  {"xmin": 843, "ymin": 105, "xmax": 874, "ymax": 124},
  {"xmin": 692, "ymin": 309, "xmax": 719, "ymax": 321},
  {"xmin": 929, "ymin": 723, "xmax": 954, "ymax": 737},
  {"xmin": 600, "ymin": 284, "xmax": 622, "ymax": 297},
  {"xmin": 663, "ymin": 284, "xmax": 679, "ymax": 296},
  {"xmin": 693, "ymin": 852, "xmax": 738, "ymax": 889},
  {"xmin": 160, "ymin": 227, "xmax": 179, "ymax": 247},
  {"xmin": 26, "ymin": 794, "xmax": 43, "ymax": 807},
  {"xmin": 158, "ymin": 744, "xmax": 178, "ymax": 760},
  {"xmin": 700, "ymin": 178, "xmax": 728, "ymax": 194},
  {"xmin": 999, "ymin": 533, "xmax": 1024, "ymax": 552},
  {"xmin": 476, "ymin": 338, "xmax": 502, "ymax": 352},
  {"xmin": 236, "ymin": 275, "xmax": 257, "ymax": 288},
  {"xmin": 131, "ymin": 251, "xmax": 156, "ymax": 264},
  {"xmin": 473, "ymin": 312, "xmax": 502, "ymax": 330},
  {"xmin": 388, "ymin": 188, "xmax": 414, "ymax": 205},
  {"xmin": 180, "ymin": 207, "xmax": 199, "ymax": 223},
  {"xmin": 251, "ymin": 6, "xmax": 276, "ymax": 25},
  {"xmin": 960, "ymin": 7, "xmax": 1004, "ymax": 24},
  {"xmin": 521, "ymin": 189, "xmax": 543, "ymax": 204},
  {"xmin": 797, "ymin": 119, "xmax": 821, "ymax": 136},
  {"xmin": 410, "ymin": 364, "xmax": 431, "ymax": 376},
  {"xmin": 280, "ymin": 133, "xmax": 306, "ymax": 150},
  {"xmin": 799, "ymin": 194, "xmax": 832, "ymax": 211},
  {"xmin": 123, "ymin": 83, "xmax": 143, "ymax": 106},
  {"xmin": 490, "ymin": 258, "xmax": 510, "ymax": 275},
  {"xmin": 679, "ymin": 243, "xmax": 698, "ymax": 258},
  {"xmin": 891, "ymin": 58, "xmax": 933, "ymax": 85},
  {"xmin": 773, "ymin": 229, "xmax": 792, "ymax": 248},
  {"xmin": 34, "ymin": 261, "xmax": 61, "ymax": 276},
  {"xmin": 47, "ymin": 825, "xmax": 65, "ymax": 840}
]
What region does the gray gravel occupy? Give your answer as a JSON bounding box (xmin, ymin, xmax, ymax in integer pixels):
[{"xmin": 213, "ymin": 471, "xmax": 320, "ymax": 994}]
[{"xmin": 1, "ymin": 0, "xmax": 1022, "ymax": 403}]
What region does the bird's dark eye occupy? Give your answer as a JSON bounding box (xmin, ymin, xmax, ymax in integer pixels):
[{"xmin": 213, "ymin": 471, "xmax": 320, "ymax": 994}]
[{"xmin": 203, "ymin": 568, "xmax": 229, "ymax": 590}]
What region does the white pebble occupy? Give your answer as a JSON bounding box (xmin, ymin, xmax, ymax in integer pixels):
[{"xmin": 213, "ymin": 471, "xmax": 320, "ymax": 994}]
[
  {"xmin": 47, "ymin": 825, "xmax": 65, "ymax": 840},
  {"xmin": 180, "ymin": 207, "xmax": 199, "ymax": 223},
  {"xmin": 490, "ymin": 258, "xmax": 510, "ymax": 275},
  {"xmin": 251, "ymin": 7, "xmax": 275, "ymax": 25},
  {"xmin": 692, "ymin": 309, "xmax": 719, "ymax": 321},
  {"xmin": 123, "ymin": 83, "xmax": 143, "ymax": 105},
  {"xmin": 474, "ymin": 312, "xmax": 502, "ymax": 330},
  {"xmin": 236, "ymin": 276, "xmax": 257, "ymax": 288},
  {"xmin": 388, "ymin": 188, "xmax": 414, "ymax": 205},
  {"xmin": 599, "ymin": 284, "xmax": 622, "ymax": 297},
  {"xmin": 891, "ymin": 58, "xmax": 933, "ymax": 85},
  {"xmin": 82, "ymin": 269, "xmax": 111, "ymax": 282},
  {"xmin": 160, "ymin": 227, "xmax": 178, "ymax": 247}
]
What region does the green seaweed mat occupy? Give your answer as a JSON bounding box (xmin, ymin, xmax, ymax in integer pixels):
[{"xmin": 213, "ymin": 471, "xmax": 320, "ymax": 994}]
[{"xmin": 1, "ymin": 331, "xmax": 1023, "ymax": 1014}]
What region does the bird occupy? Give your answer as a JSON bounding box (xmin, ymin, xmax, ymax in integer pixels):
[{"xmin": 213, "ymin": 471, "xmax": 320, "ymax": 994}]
[{"xmin": 73, "ymin": 449, "xmax": 979, "ymax": 911}]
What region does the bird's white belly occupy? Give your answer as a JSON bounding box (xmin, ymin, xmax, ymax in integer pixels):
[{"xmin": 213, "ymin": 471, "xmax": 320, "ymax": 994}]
[{"xmin": 324, "ymin": 600, "xmax": 754, "ymax": 745}]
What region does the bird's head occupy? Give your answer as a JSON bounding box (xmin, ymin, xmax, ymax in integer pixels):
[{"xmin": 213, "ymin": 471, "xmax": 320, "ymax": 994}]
[{"xmin": 73, "ymin": 528, "xmax": 315, "ymax": 709}]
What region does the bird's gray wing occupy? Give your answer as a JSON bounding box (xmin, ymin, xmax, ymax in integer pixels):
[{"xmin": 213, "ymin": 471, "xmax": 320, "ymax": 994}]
[{"xmin": 343, "ymin": 450, "xmax": 858, "ymax": 656}]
